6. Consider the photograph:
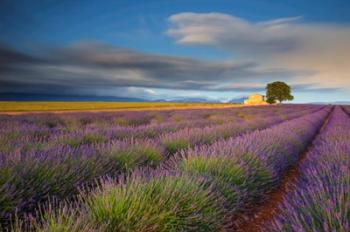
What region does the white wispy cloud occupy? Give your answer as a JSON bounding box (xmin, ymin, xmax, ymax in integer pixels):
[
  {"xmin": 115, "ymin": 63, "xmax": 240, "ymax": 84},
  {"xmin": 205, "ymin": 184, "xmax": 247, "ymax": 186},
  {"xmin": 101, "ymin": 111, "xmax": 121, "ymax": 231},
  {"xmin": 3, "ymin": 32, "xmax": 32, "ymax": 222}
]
[{"xmin": 167, "ymin": 12, "xmax": 350, "ymax": 90}]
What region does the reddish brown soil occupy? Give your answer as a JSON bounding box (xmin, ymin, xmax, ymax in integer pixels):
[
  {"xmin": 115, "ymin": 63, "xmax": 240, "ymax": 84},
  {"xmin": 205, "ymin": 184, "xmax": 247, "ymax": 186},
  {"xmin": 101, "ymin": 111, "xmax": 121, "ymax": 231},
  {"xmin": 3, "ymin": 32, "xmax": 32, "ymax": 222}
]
[
  {"xmin": 231, "ymin": 107, "xmax": 333, "ymax": 232},
  {"xmin": 231, "ymin": 156, "xmax": 306, "ymax": 232}
]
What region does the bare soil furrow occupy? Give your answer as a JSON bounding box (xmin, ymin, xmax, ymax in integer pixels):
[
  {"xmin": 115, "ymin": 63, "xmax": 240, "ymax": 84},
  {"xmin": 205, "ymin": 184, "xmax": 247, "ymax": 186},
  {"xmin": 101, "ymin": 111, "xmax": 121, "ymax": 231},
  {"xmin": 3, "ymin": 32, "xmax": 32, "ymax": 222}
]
[{"xmin": 231, "ymin": 106, "xmax": 334, "ymax": 232}]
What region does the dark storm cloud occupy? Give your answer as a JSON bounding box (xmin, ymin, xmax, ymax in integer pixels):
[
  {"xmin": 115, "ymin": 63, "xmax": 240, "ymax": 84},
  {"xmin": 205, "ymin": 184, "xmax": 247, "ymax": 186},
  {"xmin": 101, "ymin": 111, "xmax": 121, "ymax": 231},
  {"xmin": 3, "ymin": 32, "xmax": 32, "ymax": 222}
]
[
  {"xmin": 0, "ymin": 45, "xmax": 38, "ymax": 64},
  {"xmin": 0, "ymin": 44, "xmax": 44, "ymax": 74},
  {"xmin": 0, "ymin": 42, "xmax": 310, "ymax": 95}
]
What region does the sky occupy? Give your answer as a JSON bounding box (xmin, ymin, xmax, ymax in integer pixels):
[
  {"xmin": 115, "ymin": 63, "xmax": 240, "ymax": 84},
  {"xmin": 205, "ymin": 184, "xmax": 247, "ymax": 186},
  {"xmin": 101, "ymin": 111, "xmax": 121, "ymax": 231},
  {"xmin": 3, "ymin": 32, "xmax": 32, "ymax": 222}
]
[{"xmin": 0, "ymin": 0, "xmax": 349, "ymax": 103}]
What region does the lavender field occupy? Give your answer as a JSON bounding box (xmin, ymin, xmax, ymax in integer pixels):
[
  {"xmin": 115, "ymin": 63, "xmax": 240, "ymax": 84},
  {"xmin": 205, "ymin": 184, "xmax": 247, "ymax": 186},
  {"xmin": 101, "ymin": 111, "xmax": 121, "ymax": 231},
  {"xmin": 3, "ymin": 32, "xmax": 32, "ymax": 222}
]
[{"xmin": 0, "ymin": 105, "xmax": 349, "ymax": 232}]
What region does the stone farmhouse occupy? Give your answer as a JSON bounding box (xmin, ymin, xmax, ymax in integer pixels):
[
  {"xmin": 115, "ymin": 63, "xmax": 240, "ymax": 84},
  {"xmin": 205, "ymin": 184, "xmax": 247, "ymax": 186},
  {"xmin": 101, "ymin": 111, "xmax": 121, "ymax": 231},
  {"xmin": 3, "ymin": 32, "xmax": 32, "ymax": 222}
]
[{"xmin": 244, "ymin": 93, "xmax": 268, "ymax": 105}]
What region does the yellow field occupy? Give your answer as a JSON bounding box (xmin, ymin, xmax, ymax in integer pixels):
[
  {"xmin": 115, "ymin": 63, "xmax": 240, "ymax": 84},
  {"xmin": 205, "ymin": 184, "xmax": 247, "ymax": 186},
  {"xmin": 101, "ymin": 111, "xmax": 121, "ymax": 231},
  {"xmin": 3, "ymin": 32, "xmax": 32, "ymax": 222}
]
[{"xmin": 0, "ymin": 101, "xmax": 236, "ymax": 113}]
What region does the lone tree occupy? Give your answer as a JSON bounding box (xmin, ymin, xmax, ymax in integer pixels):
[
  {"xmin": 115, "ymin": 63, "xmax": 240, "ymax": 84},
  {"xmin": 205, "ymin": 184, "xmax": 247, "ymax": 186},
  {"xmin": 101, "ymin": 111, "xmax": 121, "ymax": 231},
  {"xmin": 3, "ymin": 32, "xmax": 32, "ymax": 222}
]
[{"xmin": 266, "ymin": 81, "xmax": 294, "ymax": 104}]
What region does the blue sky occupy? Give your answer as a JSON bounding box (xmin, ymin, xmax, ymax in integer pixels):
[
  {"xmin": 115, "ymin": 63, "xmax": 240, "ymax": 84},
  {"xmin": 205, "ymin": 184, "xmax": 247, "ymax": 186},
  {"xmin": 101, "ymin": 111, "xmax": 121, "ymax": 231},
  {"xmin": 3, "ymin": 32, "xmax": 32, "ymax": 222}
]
[{"xmin": 1, "ymin": 0, "xmax": 349, "ymax": 102}]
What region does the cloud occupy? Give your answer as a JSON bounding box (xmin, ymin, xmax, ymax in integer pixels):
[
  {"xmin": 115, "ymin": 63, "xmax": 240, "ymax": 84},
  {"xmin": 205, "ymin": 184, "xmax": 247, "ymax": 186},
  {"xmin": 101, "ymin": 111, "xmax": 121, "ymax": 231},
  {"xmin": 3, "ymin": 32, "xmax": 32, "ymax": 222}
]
[
  {"xmin": 144, "ymin": 88, "xmax": 157, "ymax": 95},
  {"xmin": 167, "ymin": 12, "xmax": 350, "ymax": 90},
  {"xmin": 167, "ymin": 13, "xmax": 302, "ymax": 53},
  {"xmin": 0, "ymin": 42, "xmax": 302, "ymax": 96},
  {"xmin": 1, "ymin": 11, "xmax": 348, "ymax": 101}
]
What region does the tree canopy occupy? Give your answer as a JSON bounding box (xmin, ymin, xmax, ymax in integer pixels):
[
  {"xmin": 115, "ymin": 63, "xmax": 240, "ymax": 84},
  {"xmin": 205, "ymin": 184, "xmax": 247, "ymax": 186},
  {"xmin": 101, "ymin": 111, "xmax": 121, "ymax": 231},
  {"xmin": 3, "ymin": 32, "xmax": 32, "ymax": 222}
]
[{"xmin": 266, "ymin": 81, "xmax": 294, "ymax": 104}]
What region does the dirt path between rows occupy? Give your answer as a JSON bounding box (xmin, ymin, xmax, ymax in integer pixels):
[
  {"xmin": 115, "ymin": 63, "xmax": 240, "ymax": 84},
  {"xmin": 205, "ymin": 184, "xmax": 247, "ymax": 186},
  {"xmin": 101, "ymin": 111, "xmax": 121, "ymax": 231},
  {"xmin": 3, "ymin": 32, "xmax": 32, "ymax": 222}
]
[{"xmin": 230, "ymin": 107, "xmax": 333, "ymax": 232}]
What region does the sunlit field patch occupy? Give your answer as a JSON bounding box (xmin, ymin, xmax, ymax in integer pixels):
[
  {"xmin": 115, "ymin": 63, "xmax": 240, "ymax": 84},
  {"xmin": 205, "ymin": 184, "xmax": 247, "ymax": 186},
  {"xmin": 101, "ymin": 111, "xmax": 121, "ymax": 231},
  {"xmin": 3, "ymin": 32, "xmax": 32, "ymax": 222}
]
[{"xmin": 0, "ymin": 101, "xmax": 234, "ymax": 112}]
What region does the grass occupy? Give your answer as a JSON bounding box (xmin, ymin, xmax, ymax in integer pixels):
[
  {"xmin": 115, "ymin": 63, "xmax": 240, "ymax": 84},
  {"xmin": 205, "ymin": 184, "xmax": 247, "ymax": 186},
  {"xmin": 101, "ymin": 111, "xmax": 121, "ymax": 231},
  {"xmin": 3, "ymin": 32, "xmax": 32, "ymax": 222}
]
[
  {"xmin": 24, "ymin": 174, "xmax": 226, "ymax": 232},
  {"xmin": 85, "ymin": 174, "xmax": 225, "ymax": 232},
  {"xmin": 0, "ymin": 101, "xmax": 235, "ymax": 113},
  {"xmin": 163, "ymin": 139, "xmax": 190, "ymax": 154},
  {"xmin": 62, "ymin": 134, "xmax": 107, "ymax": 147},
  {"xmin": 179, "ymin": 154, "xmax": 273, "ymax": 208},
  {"xmin": 106, "ymin": 144, "xmax": 163, "ymax": 170}
]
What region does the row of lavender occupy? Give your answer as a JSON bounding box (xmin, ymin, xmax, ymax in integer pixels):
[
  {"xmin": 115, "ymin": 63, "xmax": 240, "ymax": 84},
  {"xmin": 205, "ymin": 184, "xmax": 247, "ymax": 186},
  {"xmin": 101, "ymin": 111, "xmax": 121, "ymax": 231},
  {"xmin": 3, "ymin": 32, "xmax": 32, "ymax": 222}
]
[
  {"xmin": 0, "ymin": 105, "xmax": 322, "ymax": 227},
  {"xmin": 0, "ymin": 106, "xmax": 319, "ymax": 228},
  {"xmin": 0, "ymin": 105, "xmax": 317, "ymax": 157},
  {"xmin": 0, "ymin": 105, "xmax": 321, "ymax": 166},
  {"xmin": 0, "ymin": 105, "xmax": 279, "ymax": 142},
  {"xmin": 266, "ymin": 106, "xmax": 349, "ymax": 232},
  {"xmin": 0, "ymin": 108, "xmax": 236, "ymax": 154},
  {"xmin": 11, "ymin": 106, "xmax": 331, "ymax": 231}
]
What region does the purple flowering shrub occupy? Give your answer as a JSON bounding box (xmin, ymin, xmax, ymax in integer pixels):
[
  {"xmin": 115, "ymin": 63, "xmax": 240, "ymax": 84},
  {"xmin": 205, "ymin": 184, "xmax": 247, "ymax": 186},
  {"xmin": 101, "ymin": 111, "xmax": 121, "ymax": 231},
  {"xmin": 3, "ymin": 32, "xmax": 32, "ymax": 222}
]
[
  {"xmin": 7, "ymin": 106, "xmax": 335, "ymax": 231},
  {"xmin": 265, "ymin": 106, "xmax": 350, "ymax": 232}
]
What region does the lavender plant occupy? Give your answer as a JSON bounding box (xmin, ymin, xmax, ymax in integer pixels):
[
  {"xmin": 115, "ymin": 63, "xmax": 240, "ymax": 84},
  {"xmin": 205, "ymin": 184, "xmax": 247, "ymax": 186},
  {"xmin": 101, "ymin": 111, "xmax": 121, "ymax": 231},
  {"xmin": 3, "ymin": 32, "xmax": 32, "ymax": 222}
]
[
  {"xmin": 174, "ymin": 106, "xmax": 331, "ymax": 216},
  {"xmin": 265, "ymin": 106, "xmax": 350, "ymax": 232},
  {"xmin": 14, "ymin": 106, "xmax": 333, "ymax": 231},
  {"xmin": 0, "ymin": 105, "xmax": 326, "ymax": 229}
]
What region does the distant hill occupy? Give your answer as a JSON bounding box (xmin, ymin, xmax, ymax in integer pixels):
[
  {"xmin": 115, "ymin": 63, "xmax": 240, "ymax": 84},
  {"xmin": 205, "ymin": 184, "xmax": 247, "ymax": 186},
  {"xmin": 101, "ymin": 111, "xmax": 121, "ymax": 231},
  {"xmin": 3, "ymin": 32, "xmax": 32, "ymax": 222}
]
[
  {"xmin": 228, "ymin": 97, "xmax": 246, "ymax": 104},
  {"xmin": 152, "ymin": 97, "xmax": 247, "ymax": 103},
  {"xmin": 153, "ymin": 97, "xmax": 222, "ymax": 103},
  {"xmin": 0, "ymin": 93, "xmax": 147, "ymax": 102},
  {"xmin": 0, "ymin": 93, "xmax": 250, "ymax": 104}
]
